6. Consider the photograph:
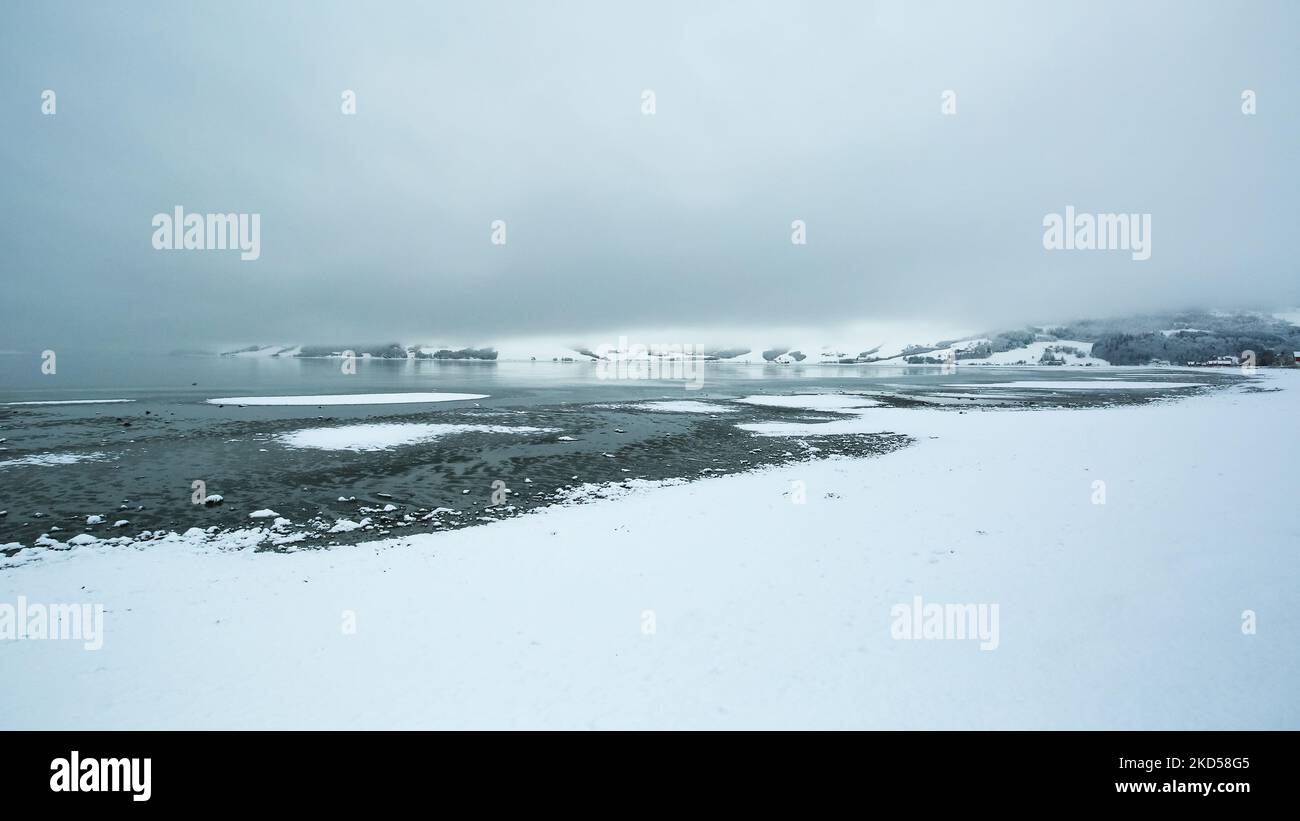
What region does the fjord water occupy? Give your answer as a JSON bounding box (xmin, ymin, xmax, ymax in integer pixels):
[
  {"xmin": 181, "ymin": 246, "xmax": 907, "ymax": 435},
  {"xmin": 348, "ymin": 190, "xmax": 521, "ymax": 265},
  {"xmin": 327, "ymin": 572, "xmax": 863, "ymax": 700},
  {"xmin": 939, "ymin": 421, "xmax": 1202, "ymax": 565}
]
[
  {"xmin": 0, "ymin": 349, "xmax": 1214, "ymax": 404},
  {"xmin": 0, "ymin": 352, "xmax": 1229, "ymax": 551}
]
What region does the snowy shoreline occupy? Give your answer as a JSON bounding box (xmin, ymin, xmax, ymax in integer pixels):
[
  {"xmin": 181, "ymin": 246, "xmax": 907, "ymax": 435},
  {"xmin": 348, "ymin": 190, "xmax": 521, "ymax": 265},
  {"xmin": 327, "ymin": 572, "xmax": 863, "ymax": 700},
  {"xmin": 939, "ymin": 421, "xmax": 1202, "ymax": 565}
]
[{"xmin": 1, "ymin": 373, "xmax": 1296, "ymax": 729}]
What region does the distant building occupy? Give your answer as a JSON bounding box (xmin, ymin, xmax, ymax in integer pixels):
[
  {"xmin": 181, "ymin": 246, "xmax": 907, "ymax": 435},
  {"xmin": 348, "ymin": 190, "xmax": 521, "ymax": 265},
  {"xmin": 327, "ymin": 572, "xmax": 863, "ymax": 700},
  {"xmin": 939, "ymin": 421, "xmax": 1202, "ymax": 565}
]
[{"xmin": 1188, "ymin": 355, "xmax": 1239, "ymax": 367}]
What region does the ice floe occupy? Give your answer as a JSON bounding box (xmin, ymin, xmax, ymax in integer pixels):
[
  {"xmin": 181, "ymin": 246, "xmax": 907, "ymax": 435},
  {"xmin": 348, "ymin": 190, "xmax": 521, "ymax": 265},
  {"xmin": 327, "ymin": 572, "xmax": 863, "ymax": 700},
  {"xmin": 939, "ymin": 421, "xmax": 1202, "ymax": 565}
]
[
  {"xmin": 0, "ymin": 452, "xmax": 114, "ymax": 469},
  {"xmin": 278, "ymin": 423, "xmax": 559, "ymax": 452},
  {"xmin": 735, "ymin": 394, "xmax": 883, "ymax": 413},
  {"xmin": 629, "ymin": 400, "xmax": 738, "ymax": 413},
  {"xmin": 947, "ymin": 381, "xmax": 1199, "ymax": 390},
  {"xmin": 1, "ymin": 399, "xmax": 134, "ymax": 406},
  {"xmin": 205, "ymin": 392, "xmax": 488, "ymax": 406}
]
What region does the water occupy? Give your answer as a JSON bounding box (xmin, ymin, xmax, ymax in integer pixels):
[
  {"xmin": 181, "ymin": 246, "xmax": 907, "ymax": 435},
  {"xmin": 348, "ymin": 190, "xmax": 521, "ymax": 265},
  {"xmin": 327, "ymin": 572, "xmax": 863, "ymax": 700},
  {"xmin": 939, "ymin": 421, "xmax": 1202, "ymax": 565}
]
[{"xmin": 0, "ymin": 353, "xmax": 1237, "ymax": 552}]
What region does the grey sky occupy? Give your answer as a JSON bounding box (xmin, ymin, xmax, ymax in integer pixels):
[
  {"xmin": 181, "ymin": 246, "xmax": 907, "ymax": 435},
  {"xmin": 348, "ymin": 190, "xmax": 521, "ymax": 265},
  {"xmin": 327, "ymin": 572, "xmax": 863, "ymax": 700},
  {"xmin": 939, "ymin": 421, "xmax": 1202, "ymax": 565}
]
[{"xmin": 1, "ymin": 0, "xmax": 1297, "ymax": 351}]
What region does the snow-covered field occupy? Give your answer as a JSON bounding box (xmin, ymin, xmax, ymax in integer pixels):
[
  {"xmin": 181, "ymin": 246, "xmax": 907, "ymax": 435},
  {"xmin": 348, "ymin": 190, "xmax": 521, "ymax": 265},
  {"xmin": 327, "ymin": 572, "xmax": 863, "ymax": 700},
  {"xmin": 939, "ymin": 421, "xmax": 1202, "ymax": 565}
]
[
  {"xmin": 957, "ymin": 339, "xmax": 1107, "ymax": 366},
  {"xmin": 1, "ymin": 373, "xmax": 1296, "ymax": 729}
]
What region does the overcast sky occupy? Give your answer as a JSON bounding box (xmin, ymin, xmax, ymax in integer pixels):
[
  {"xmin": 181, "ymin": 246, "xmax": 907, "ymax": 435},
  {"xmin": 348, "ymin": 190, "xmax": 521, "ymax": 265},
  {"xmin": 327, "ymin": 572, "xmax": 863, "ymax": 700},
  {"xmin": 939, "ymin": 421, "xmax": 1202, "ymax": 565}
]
[{"xmin": 1, "ymin": 0, "xmax": 1297, "ymax": 351}]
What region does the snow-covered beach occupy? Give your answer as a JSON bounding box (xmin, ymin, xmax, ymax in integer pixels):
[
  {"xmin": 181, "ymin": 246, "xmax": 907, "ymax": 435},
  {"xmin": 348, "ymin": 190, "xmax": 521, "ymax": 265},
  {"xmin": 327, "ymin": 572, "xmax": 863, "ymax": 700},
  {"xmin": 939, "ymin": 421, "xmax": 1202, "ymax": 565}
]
[
  {"xmin": 5, "ymin": 0, "xmax": 1300, "ymax": 798},
  {"xmin": 2, "ymin": 371, "xmax": 1295, "ymax": 729}
]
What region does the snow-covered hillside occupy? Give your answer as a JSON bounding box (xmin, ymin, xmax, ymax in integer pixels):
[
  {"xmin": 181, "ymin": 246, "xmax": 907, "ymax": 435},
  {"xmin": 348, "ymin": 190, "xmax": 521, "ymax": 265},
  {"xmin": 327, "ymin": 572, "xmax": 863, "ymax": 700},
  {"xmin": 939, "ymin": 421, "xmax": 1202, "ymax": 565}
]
[
  {"xmin": 208, "ymin": 310, "xmax": 1300, "ymax": 368},
  {"xmin": 957, "ymin": 340, "xmax": 1108, "ymax": 366}
]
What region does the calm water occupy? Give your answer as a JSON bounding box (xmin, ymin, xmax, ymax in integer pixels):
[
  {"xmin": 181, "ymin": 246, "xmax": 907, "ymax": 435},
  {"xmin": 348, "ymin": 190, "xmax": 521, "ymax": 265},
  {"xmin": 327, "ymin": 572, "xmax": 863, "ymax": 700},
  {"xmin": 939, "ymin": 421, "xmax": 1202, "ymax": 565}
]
[
  {"xmin": 0, "ymin": 350, "xmax": 1205, "ymax": 401},
  {"xmin": 0, "ymin": 352, "xmax": 1235, "ymax": 552}
]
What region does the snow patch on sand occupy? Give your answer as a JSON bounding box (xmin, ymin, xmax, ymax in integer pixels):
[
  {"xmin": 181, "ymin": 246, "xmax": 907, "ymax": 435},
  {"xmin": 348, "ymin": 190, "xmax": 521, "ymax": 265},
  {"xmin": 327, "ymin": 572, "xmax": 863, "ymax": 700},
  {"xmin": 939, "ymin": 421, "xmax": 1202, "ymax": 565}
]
[
  {"xmin": 1, "ymin": 399, "xmax": 134, "ymax": 406},
  {"xmin": 279, "ymin": 423, "xmax": 560, "ymax": 452},
  {"xmin": 0, "ymin": 452, "xmax": 114, "ymax": 469},
  {"xmin": 629, "ymin": 400, "xmax": 737, "ymax": 414},
  {"xmin": 205, "ymin": 392, "xmax": 488, "ymax": 406},
  {"xmin": 736, "ymin": 394, "xmax": 883, "ymax": 413},
  {"xmin": 948, "ymin": 381, "xmax": 1199, "ymax": 390}
]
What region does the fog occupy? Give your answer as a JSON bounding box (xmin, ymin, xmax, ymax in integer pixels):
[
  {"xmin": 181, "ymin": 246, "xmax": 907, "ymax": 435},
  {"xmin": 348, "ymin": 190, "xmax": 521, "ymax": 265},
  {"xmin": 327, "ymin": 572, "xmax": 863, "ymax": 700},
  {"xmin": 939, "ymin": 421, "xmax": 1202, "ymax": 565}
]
[{"xmin": 1, "ymin": 0, "xmax": 1297, "ymax": 352}]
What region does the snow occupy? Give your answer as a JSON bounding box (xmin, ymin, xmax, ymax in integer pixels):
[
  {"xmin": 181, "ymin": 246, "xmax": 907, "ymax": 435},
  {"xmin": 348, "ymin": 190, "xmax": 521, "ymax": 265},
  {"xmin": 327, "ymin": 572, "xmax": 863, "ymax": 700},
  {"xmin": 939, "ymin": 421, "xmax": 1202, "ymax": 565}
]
[
  {"xmin": 204, "ymin": 392, "xmax": 489, "ymax": 406},
  {"xmin": 861, "ymin": 337, "xmax": 990, "ymax": 363},
  {"xmin": 0, "ymin": 399, "xmax": 135, "ymax": 406},
  {"xmin": 278, "ymin": 423, "xmax": 560, "ymax": 452},
  {"xmin": 628, "ymin": 401, "xmax": 737, "ymax": 414},
  {"xmin": 477, "ymin": 320, "xmax": 979, "ymax": 364},
  {"xmin": 192, "ymin": 321, "xmax": 1137, "ymax": 368},
  {"xmin": 2, "ymin": 373, "xmax": 1296, "ymax": 729},
  {"xmin": 248, "ymin": 509, "xmax": 280, "ymax": 519},
  {"xmin": 955, "ymin": 340, "xmax": 1107, "ymax": 366},
  {"xmin": 736, "ymin": 394, "xmax": 883, "ymax": 413},
  {"xmin": 947, "ymin": 381, "xmax": 1200, "ymax": 390},
  {"xmin": 0, "ymin": 452, "xmax": 113, "ymax": 469},
  {"xmin": 328, "ymin": 518, "xmax": 369, "ymax": 534},
  {"xmin": 738, "ymin": 417, "xmax": 879, "ymax": 437},
  {"xmin": 222, "ymin": 345, "xmax": 301, "ymax": 358}
]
